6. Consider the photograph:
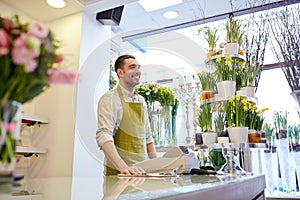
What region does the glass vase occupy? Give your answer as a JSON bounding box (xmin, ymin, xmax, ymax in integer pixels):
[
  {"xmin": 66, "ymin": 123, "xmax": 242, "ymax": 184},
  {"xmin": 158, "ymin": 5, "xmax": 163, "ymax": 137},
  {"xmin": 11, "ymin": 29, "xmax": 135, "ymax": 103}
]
[{"xmin": 0, "ymin": 100, "xmax": 22, "ymax": 182}]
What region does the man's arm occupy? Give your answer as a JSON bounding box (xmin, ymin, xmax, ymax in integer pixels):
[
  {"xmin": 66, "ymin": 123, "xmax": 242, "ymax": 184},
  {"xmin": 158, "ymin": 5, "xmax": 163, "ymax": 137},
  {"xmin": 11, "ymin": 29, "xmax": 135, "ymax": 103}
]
[
  {"xmin": 102, "ymin": 141, "xmax": 145, "ymax": 175},
  {"xmin": 146, "ymin": 142, "xmax": 157, "ymax": 158}
]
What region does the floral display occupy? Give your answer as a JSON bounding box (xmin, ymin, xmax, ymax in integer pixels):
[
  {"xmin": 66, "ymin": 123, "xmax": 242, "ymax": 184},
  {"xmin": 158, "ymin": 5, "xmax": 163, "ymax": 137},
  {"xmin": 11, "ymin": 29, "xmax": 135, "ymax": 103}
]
[
  {"xmin": 197, "ymin": 71, "xmax": 216, "ymax": 91},
  {"xmin": 273, "ymin": 111, "xmax": 288, "ymax": 131},
  {"xmin": 0, "ymin": 15, "xmax": 77, "ymax": 165},
  {"xmin": 197, "ymin": 103, "xmax": 213, "ymax": 132},
  {"xmin": 209, "ymin": 56, "xmax": 241, "ymax": 82},
  {"xmin": 236, "ymin": 62, "xmax": 261, "ymax": 89},
  {"xmin": 225, "ymin": 94, "xmax": 269, "ymax": 128},
  {"xmin": 200, "ymin": 26, "xmax": 220, "ymax": 58},
  {"xmin": 136, "ymin": 82, "xmax": 178, "ymax": 146},
  {"xmin": 0, "ymin": 15, "xmax": 77, "ymax": 106},
  {"xmin": 225, "ymin": 15, "xmax": 245, "ymax": 47},
  {"xmin": 135, "ymin": 82, "xmax": 160, "ymax": 107}
]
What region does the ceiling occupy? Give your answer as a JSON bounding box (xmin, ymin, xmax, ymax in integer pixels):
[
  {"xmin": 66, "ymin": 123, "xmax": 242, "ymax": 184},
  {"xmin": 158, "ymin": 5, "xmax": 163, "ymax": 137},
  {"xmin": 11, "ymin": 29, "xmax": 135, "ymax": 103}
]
[{"xmin": 0, "ymin": 0, "xmax": 292, "ymax": 38}]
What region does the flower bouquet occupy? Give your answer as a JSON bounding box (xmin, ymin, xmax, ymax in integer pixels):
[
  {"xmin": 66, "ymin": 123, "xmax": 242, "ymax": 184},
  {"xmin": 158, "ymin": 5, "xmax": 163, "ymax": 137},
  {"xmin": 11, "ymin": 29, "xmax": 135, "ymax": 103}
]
[
  {"xmin": 0, "ymin": 15, "xmax": 77, "ymax": 169},
  {"xmin": 136, "ymin": 83, "xmax": 178, "ymax": 146}
]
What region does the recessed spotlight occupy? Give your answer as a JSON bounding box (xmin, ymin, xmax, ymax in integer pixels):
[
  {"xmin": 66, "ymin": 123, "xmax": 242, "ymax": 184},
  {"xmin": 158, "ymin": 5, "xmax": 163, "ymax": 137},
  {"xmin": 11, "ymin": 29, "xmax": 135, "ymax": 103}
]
[
  {"xmin": 163, "ymin": 10, "xmax": 178, "ymax": 19},
  {"xmin": 46, "ymin": 0, "xmax": 66, "ymax": 8}
]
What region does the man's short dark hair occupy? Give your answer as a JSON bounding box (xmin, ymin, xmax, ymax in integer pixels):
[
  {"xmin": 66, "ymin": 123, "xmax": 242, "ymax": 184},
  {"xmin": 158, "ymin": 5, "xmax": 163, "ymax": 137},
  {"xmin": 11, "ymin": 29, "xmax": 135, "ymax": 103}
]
[{"xmin": 114, "ymin": 54, "xmax": 136, "ymax": 73}]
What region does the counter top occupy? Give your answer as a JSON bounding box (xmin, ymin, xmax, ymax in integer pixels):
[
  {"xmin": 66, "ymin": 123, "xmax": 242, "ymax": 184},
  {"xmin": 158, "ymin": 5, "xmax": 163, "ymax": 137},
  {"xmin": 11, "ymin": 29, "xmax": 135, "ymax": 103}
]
[{"xmin": 5, "ymin": 174, "xmax": 266, "ymax": 200}]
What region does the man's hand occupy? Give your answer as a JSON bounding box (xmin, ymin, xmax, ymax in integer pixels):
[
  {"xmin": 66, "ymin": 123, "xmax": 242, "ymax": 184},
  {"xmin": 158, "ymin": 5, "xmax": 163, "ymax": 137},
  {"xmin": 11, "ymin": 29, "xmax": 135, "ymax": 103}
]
[
  {"xmin": 102, "ymin": 141, "xmax": 146, "ymax": 175},
  {"xmin": 119, "ymin": 166, "xmax": 145, "ymax": 175}
]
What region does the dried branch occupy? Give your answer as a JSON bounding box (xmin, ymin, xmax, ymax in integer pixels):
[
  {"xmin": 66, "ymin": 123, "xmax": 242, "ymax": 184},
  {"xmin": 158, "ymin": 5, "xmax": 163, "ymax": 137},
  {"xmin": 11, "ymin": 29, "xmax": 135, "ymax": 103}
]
[
  {"xmin": 269, "ymin": 5, "xmax": 300, "ymax": 93},
  {"xmin": 243, "ymin": 7, "xmax": 270, "ymax": 87}
]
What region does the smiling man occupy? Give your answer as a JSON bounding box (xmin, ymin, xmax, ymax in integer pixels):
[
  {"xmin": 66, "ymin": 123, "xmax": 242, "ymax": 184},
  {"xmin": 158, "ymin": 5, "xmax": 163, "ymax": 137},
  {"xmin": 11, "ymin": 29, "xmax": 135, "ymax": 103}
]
[{"xmin": 96, "ymin": 55, "xmax": 157, "ymax": 176}]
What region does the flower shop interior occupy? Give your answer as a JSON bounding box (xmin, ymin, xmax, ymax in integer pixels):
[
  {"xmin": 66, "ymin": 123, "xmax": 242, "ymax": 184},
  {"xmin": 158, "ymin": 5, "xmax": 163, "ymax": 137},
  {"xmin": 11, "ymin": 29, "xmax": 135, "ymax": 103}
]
[{"xmin": 1, "ymin": 0, "xmax": 300, "ymax": 199}]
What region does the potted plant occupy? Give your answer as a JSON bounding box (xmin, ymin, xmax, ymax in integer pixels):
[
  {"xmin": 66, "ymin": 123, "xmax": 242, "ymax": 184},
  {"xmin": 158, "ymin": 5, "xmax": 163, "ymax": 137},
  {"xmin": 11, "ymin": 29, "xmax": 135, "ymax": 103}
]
[
  {"xmin": 197, "ymin": 103, "xmax": 218, "ymax": 145},
  {"xmin": 263, "ymin": 123, "xmax": 275, "ymax": 147},
  {"xmin": 213, "ymin": 107, "xmax": 228, "ymax": 143},
  {"xmin": 247, "ymin": 106, "xmax": 269, "ymax": 143},
  {"xmin": 212, "ymin": 56, "xmax": 239, "ymax": 98},
  {"xmin": 273, "ymin": 110, "xmax": 288, "ymax": 139},
  {"xmin": 197, "ymin": 71, "xmax": 216, "ymax": 101},
  {"xmin": 289, "ymin": 124, "xmax": 300, "ymax": 151},
  {"xmin": 224, "ymin": 15, "xmax": 245, "ymax": 55},
  {"xmin": 225, "ymin": 95, "xmax": 250, "ymax": 144},
  {"xmin": 236, "ymin": 63, "xmax": 261, "ymax": 97},
  {"xmin": 202, "ymin": 26, "xmax": 219, "ymax": 58}
]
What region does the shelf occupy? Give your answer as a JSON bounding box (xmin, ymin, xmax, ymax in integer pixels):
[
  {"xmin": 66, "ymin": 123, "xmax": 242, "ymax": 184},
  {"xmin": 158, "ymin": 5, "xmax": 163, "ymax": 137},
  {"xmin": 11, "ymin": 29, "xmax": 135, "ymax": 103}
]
[
  {"xmin": 11, "ymin": 194, "xmax": 43, "ymax": 200},
  {"xmin": 200, "ymin": 96, "xmax": 257, "ymax": 105},
  {"xmin": 21, "ymin": 114, "xmax": 48, "ymax": 126},
  {"xmin": 206, "ymin": 53, "xmax": 246, "ymax": 64},
  {"xmin": 16, "ymin": 146, "xmax": 47, "ymax": 157}
]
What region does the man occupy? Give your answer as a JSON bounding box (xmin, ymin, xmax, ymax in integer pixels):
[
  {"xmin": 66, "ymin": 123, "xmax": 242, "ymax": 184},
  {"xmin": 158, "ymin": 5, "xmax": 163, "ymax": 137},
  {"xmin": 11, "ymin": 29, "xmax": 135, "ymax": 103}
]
[{"xmin": 96, "ymin": 54, "xmax": 157, "ymax": 175}]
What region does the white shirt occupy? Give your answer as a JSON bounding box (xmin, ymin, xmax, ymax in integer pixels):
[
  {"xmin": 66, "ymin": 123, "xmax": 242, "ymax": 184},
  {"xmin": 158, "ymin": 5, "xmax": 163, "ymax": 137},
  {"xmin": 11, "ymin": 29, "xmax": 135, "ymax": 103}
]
[{"xmin": 96, "ymin": 85, "xmax": 154, "ymax": 149}]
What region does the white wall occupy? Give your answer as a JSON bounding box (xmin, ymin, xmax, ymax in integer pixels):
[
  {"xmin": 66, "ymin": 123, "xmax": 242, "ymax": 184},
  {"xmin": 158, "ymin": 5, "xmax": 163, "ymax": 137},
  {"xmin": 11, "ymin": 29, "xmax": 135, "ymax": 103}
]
[
  {"xmin": 71, "ymin": 12, "xmax": 112, "ymax": 199},
  {"xmin": 33, "ymin": 13, "xmax": 82, "ymax": 178},
  {"xmin": 0, "ymin": 2, "xmax": 81, "ymax": 178}
]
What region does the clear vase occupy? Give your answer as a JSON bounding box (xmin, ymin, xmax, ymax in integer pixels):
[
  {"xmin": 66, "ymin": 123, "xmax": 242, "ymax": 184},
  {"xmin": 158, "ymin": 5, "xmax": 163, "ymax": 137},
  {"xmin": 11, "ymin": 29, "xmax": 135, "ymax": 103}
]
[
  {"xmin": 277, "ymin": 131, "xmax": 297, "ymax": 193},
  {"xmin": 161, "ymin": 106, "xmax": 173, "ymax": 146},
  {"xmin": 0, "ymin": 100, "xmax": 22, "ymax": 181}
]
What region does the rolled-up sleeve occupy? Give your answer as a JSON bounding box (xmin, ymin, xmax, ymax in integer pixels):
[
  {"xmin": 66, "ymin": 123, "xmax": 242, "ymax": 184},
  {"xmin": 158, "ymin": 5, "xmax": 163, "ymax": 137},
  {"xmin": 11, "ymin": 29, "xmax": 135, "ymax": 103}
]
[{"xmin": 96, "ymin": 91, "xmax": 119, "ymax": 149}]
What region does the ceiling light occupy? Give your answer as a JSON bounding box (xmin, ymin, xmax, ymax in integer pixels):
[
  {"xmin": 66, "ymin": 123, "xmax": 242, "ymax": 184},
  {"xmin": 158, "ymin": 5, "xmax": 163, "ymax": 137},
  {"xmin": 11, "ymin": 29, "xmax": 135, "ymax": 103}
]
[
  {"xmin": 138, "ymin": 0, "xmax": 183, "ymax": 12},
  {"xmin": 46, "ymin": 0, "xmax": 66, "ymax": 8},
  {"xmin": 163, "ymin": 10, "xmax": 178, "ymax": 19}
]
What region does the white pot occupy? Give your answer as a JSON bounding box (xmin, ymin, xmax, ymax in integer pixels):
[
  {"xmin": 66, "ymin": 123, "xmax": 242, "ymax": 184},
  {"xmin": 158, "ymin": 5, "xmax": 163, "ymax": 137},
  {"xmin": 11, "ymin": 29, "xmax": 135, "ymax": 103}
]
[
  {"xmin": 240, "ymin": 86, "xmax": 256, "ymax": 98},
  {"xmin": 228, "ymin": 126, "xmax": 249, "ymax": 146},
  {"xmin": 236, "ymin": 90, "xmax": 247, "ymax": 97},
  {"xmin": 224, "ymin": 42, "xmax": 239, "ymax": 55},
  {"xmin": 202, "ymin": 132, "xmax": 218, "ymax": 145},
  {"xmin": 217, "ymin": 81, "xmax": 236, "ymax": 98}
]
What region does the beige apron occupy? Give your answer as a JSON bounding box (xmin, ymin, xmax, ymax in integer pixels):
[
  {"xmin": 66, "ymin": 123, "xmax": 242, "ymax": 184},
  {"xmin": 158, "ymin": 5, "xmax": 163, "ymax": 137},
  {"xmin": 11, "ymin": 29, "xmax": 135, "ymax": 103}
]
[{"xmin": 105, "ymin": 86, "xmax": 148, "ymax": 175}]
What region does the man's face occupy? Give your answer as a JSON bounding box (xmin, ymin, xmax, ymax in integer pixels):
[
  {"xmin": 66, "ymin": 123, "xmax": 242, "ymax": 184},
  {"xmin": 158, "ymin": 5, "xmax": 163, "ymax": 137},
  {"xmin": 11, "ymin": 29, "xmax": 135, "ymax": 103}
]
[{"xmin": 117, "ymin": 58, "xmax": 141, "ymax": 88}]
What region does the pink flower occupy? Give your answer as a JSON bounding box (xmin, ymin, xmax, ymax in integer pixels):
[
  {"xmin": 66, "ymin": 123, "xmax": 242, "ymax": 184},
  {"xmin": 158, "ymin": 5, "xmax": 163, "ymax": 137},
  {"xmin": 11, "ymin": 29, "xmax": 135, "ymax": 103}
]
[
  {"xmin": 2, "ymin": 18, "xmax": 12, "ymax": 31},
  {"xmin": 28, "ymin": 22, "xmax": 48, "ymax": 39},
  {"xmin": 12, "ymin": 33, "xmax": 39, "ymax": 72},
  {"xmin": 3, "ymin": 122, "xmax": 14, "ymax": 132},
  {"xmin": 48, "ymin": 69, "xmax": 77, "ymax": 85},
  {"xmin": 55, "ymin": 54, "xmax": 64, "ymax": 63},
  {"xmin": 0, "ymin": 29, "xmax": 9, "ymax": 56}
]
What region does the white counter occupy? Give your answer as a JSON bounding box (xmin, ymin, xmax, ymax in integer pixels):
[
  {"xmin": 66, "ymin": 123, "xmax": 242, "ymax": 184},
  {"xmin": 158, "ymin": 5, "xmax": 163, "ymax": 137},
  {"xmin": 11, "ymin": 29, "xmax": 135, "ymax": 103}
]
[{"xmin": 5, "ymin": 174, "xmax": 266, "ymax": 200}]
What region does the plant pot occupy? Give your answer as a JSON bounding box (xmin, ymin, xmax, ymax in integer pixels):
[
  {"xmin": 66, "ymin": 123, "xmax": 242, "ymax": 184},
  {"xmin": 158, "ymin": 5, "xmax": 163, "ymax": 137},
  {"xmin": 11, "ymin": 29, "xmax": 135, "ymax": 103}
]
[
  {"xmin": 0, "ymin": 101, "xmax": 22, "ymax": 180},
  {"xmin": 200, "ymin": 90, "xmax": 215, "ymax": 101},
  {"xmin": 240, "ymin": 86, "xmax": 256, "ymax": 98},
  {"xmin": 217, "ymin": 81, "xmax": 236, "ymax": 98},
  {"xmin": 248, "ymin": 129, "xmax": 262, "ymax": 143},
  {"xmin": 224, "ymin": 42, "xmax": 238, "ymax": 55},
  {"xmin": 227, "ymin": 126, "xmax": 248, "ymax": 146},
  {"xmin": 236, "ymin": 90, "xmax": 247, "ymax": 97},
  {"xmin": 201, "ymin": 132, "xmax": 218, "ymax": 145}
]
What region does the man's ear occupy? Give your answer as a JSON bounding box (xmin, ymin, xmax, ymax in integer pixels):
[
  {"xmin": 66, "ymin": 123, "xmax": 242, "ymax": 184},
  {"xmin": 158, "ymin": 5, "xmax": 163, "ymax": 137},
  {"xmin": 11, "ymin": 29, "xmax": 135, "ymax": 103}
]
[{"xmin": 117, "ymin": 68, "xmax": 123, "ymax": 77}]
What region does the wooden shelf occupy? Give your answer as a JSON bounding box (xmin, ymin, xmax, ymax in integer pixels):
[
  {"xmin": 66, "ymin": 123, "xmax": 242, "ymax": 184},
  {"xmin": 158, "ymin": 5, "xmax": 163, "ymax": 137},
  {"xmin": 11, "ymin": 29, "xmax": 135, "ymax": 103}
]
[
  {"xmin": 21, "ymin": 114, "xmax": 48, "ymax": 126},
  {"xmin": 16, "ymin": 146, "xmax": 47, "ymax": 157}
]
